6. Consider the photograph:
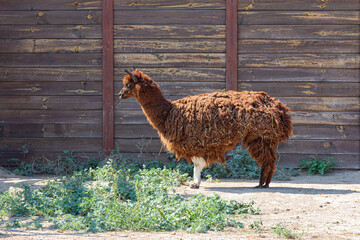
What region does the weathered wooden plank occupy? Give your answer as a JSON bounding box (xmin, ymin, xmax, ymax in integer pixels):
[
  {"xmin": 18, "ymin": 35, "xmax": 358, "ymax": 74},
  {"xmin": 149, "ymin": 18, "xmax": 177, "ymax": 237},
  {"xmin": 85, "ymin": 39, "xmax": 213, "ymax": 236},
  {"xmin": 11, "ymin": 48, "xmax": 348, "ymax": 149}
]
[
  {"xmin": 239, "ymin": 25, "xmax": 360, "ymax": 39},
  {"xmin": 277, "ymin": 153, "xmax": 359, "ymax": 169},
  {"xmin": 114, "ymin": 109, "xmax": 359, "ymax": 126},
  {"xmin": 238, "ymin": 68, "xmax": 359, "ymax": 83},
  {"xmin": 115, "ymin": 68, "xmax": 225, "ymax": 82},
  {"xmin": 4, "ymin": 39, "xmax": 356, "ymax": 54},
  {"xmin": 279, "ymin": 97, "xmax": 360, "ymax": 112},
  {"xmin": 0, "ymin": 96, "xmax": 102, "ymax": 110},
  {"xmin": 0, "ymin": 54, "xmax": 101, "ymax": 67},
  {"xmin": 114, "ymin": 53, "xmax": 225, "ymax": 68},
  {"xmin": 0, "ymin": 68, "xmax": 102, "ymax": 82},
  {"xmin": 239, "ymin": 0, "xmax": 360, "ymax": 11},
  {"xmin": 0, "ymin": 138, "xmax": 102, "ymax": 153},
  {"xmin": 279, "ymin": 140, "xmax": 360, "ymax": 155},
  {"xmin": 226, "ymin": 0, "xmax": 238, "ymax": 91},
  {"xmin": 114, "ymin": 39, "xmax": 225, "ymax": 53},
  {"xmin": 0, "ymin": 39, "xmax": 102, "ymax": 53},
  {"xmin": 115, "ymin": 81, "xmax": 225, "ymax": 96},
  {"xmin": 290, "ymin": 111, "xmax": 359, "ymax": 126},
  {"xmin": 0, "ymin": 152, "xmax": 103, "ymax": 166},
  {"xmin": 238, "ymin": 54, "xmax": 360, "ymax": 69},
  {"xmin": 114, "ymin": 25, "xmax": 225, "ymax": 39},
  {"xmin": 238, "ymin": 82, "xmax": 360, "ymax": 97},
  {"xmin": 238, "ymin": 39, "xmax": 359, "ymax": 54},
  {"xmin": 115, "ymin": 124, "xmax": 158, "ymax": 139},
  {"xmin": 0, "ymin": 123, "xmax": 101, "ymax": 138},
  {"xmin": 0, "ymin": 82, "xmax": 102, "ymax": 96},
  {"xmin": 0, "ymin": 11, "xmax": 101, "ymax": 25},
  {"xmin": 114, "ymin": 0, "xmax": 225, "ymax": 10},
  {"xmin": 291, "ymin": 125, "xmax": 360, "ymax": 141},
  {"xmin": 0, "ymin": 0, "xmax": 102, "ymax": 10},
  {"xmin": 238, "ymin": 11, "xmax": 359, "ymax": 25},
  {"xmin": 0, "ymin": 25, "xmax": 101, "ymax": 39},
  {"xmin": 0, "ymin": 110, "xmax": 102, "ymax": 124},
  {"xmin": 102, "ymin": 0, "xmax": 114, "ymax": 154},
  {"xmin": 114, "ymin": 10, "xmax": 225, "ymax": 25}
]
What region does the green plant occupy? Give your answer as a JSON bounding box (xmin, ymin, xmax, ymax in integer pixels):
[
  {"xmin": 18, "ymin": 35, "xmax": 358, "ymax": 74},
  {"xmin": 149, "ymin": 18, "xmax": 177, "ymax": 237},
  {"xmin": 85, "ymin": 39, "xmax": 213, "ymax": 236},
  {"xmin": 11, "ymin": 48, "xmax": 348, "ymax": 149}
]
[
  {"xmin": 273, "ymin": 223, "xmax": 304, "ymax": 239},
  {"xmin": 298, "ymin": 155, "xmax": 336, "ymax": 175},
  {"xmin": 0, "ymin": 160, "xmax": 260, "ymax": 233},
  {"xmin": 249, "ymin": 219, "xmax": 263, "ymax": 232},
  {"xmin": 7, "ymin": 145, "xmax": 32, "ymax": 176}
]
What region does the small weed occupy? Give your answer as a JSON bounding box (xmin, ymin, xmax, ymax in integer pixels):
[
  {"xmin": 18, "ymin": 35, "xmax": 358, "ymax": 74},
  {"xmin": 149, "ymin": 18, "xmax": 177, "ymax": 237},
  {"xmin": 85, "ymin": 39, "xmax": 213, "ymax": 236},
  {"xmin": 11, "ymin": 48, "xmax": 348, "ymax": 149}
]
[
  {"xmin": 249, "ymin": 219, "xmax": 263, "ymax": 232},
  {"xmin": 299, "ymin": 155, "xmax": 336, "ymax": 175},
  {"xmin": 273, "ymin": 223, "xmax": 304, "ymax": 239},
  {"xmin": 206, "ymin": 174, "xmax": 220, "ymax": 183}
]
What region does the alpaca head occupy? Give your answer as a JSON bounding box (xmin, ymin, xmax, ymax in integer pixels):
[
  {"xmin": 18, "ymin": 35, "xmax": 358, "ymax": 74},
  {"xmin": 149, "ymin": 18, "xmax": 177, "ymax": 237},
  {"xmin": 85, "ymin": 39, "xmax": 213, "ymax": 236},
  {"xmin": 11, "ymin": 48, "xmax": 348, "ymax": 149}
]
[
  {"xmin": 119, "ymin": 68, "xmax": 159, "ymax": 100},
  {"xmin": 118, "ymin": 67, "xmax": 142, "ymax": 99}
]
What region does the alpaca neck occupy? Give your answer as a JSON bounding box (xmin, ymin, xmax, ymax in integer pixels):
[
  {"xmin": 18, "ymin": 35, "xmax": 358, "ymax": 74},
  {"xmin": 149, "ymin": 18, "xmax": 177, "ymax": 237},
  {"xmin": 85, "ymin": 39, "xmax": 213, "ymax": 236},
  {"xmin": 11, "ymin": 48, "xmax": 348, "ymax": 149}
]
[{"xmin": 136, "ymin": 88, "xmax": 172, "ymax": 132}]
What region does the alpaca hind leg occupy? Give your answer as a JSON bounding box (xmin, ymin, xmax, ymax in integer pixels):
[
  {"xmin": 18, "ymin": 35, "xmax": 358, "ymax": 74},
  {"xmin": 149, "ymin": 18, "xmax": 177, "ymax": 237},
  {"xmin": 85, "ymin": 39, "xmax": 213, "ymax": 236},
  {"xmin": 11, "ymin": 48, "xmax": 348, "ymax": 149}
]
[
  {"xmin": 264, "ymin": 149, "xmax": 277, "ymax": 188},
  {"xmin": 255, "ymin": 163, "xmax": 272, "ymax": 188},
  {"xmin": 190, "ymin": 157, "xmax": 207, "ymax": 189},
  {"xmin": 256, "ymin": 148, "xmax": 277, "ymax": 188}
]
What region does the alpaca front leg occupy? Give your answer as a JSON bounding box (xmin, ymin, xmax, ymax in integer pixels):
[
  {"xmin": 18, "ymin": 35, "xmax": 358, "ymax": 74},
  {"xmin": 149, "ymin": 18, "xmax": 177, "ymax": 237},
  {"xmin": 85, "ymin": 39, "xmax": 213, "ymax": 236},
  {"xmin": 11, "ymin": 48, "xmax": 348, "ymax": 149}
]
[{"xmin": 190, "ymin": 157, "xmax": 207, "ymax": 189}]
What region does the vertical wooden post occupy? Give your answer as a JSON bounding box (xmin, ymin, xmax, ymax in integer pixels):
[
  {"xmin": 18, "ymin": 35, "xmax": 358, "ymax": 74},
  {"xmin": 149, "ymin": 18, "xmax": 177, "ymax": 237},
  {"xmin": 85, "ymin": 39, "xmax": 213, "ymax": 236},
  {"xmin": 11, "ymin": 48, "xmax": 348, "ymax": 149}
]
[
  {"xmin": 102, "ymin": 0, "xmax": 114, "ymax": 154},
  {"xmin": 226, "ymin": 0, "xmax": 238, "ymax": 91}
]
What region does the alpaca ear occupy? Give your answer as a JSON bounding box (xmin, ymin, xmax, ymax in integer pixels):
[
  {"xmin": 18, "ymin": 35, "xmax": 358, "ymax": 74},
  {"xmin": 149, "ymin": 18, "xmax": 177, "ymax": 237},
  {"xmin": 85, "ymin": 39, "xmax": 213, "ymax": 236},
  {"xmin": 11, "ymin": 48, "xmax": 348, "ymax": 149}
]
[{"xmin": 124, "ymin": 70, "xmax": 139, "ymax": 83}]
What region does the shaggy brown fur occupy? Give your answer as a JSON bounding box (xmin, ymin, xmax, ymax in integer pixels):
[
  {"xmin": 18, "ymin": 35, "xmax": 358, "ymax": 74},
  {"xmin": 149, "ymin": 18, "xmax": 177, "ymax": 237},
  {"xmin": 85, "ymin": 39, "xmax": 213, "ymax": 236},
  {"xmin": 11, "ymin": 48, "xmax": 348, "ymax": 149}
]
[{"xmin": 119, "ymin": 69, "xmax": 293, "ymax": 188}]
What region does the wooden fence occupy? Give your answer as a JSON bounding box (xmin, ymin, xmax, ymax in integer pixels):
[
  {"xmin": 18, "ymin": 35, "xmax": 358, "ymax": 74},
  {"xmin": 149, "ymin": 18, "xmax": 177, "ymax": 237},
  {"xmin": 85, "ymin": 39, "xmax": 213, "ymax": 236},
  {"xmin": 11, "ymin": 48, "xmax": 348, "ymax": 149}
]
[{"xmin": 0, "ymin": 0, "xmax": 359, "ymax": 169}]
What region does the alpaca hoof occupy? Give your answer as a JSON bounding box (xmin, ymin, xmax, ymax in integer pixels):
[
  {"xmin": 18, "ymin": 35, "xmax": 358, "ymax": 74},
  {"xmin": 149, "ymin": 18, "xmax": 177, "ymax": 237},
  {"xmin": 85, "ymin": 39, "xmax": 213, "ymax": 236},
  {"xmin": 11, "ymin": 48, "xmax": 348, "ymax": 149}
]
[
  {"xmin": 190, "ymin": 183, "xmax": 200, "ymax": 189},
  {"xmin": 254, "ymin": 184, "xmax": 270, "ymax": 188}
]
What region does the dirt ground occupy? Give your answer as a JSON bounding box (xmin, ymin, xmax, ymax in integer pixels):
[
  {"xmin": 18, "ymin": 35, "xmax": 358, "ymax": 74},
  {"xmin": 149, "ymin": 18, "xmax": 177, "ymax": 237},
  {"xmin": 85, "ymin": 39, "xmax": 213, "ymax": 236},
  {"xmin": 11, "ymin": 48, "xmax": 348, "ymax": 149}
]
[{"xmin": 0, "ymin": 167, "xmax": 359, "ymax": 240}]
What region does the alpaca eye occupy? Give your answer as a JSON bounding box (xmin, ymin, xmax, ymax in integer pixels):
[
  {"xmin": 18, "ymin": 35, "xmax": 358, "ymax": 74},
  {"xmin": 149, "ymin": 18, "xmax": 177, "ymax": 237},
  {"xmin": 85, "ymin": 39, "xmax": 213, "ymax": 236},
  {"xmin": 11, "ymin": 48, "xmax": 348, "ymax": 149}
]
[{"xmin": 126, "ymin": 83, "xmax": 132, "ymax": 89}]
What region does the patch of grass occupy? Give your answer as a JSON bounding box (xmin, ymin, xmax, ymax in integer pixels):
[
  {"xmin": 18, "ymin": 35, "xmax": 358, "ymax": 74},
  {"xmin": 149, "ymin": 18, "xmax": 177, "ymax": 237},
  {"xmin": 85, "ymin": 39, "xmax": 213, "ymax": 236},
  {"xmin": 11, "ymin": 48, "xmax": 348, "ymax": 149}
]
[
  {"xmin": 298, "ymin": 155, "xmax": 336, "ymax": 175},
  {"xmin": 273, "ymin": 223, "xmax": 304, "ymax": 239},
  {"xmin": 0, "ymin": 159, "xmax": 260, "ymax": 233}
]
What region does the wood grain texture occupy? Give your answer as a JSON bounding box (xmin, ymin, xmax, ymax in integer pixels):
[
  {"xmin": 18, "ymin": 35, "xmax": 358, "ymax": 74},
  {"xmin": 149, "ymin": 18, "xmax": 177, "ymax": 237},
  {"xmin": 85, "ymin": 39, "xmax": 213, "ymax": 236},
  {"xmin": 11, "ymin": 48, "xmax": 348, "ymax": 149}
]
[
  {"xmin": 238, "ymin": 0, "xmax": 360, "ymax": 11},
  {"xmin": 114, "ymin": 25, "xmax": 225, "ymax": 39},
  {"xmin": 238, "ymin": 11, "xmax": 359, "ymax": 25},
  {"xmin": 102, "ymin": 0, "xmax": 114, "ymax": 154},
  {"xmin": 0, "ymin": 123, "xmax": 101, "ymax": 138},
  {"xmin": 238, "ymin": 54, "xmax": 359, "ymax": 68},
  {"xmin": 238, "ymin": 39, "xmax": 359, "ymax": 54},
  {"xmin": 0, "ymin": 68, "xmax": 102, "ymax": 82},
  {"xmin": 238, "ymin": 82, "xmax": 360, "ymax": 97},
  {"xmin": 0, "ymin": 96, "xmax": 102, "ymax": 110},
  {"xmin": 0, "ymin": 138, "xmax": 102, "ymax": 152},
  {"xmin": 1, "ymin": 110, "xmax": 102, "ymax": 124},
  {"xmin": 0, "ymin": 54, "xmax": 101, "ymax": 67},
  {"xmin": 0, "ymin": 0, "xmax": 102, "ymax": 10},
  {"xmin": 238, "ymin": 68, "xmax": 359, "ymax": 82},
  {"xmin": 0, "ymin": 39, "xmax": 102, "ymax": 53},
  {"xmin": 114, "ymin": 53, "xmax": 225, "ymax": 68},
  {"xmin": 0, "ymin": 82, "xmax": 102, "ymax": 96},
  {"xmin": 0, "ymin": 25, "xmax": 101, "ymax": 39},
  {"xmin": 238, "ymin": 25, "xmax": 360, "ymax": 39},
  {"xmin": 114, "ymin": 0, "xmax": 225, "ymax": 10},
  {"xmin": 114, "ymin": 10, "xmax": 225, "ymax": 25},
  {"xmin": 114, "ymin": 39, "xmax": 225, "ymax": 53},
  {"xmin": 0, "ymin": 11, "xmax": 102, "ymax": 25},
  {"xmin": 226, "ymin": 0, "xmax": 238, "ymax": 91}
]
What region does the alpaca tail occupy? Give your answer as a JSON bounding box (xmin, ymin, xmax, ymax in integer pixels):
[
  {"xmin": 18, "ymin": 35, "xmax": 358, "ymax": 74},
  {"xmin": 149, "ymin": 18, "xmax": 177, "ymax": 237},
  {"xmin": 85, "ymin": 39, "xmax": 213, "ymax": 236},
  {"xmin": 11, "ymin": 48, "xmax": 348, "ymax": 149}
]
[{"xmin": 278, "ymin": 103, "xmax": 293, "ymax": 142}]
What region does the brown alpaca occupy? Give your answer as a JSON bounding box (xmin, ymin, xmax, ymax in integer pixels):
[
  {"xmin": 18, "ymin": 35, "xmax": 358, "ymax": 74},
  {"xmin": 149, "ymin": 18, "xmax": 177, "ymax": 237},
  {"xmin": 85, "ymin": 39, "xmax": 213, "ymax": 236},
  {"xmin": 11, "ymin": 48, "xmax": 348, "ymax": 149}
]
[{"xmin": 119, "ymin": 69, "xmax": 293, "ymax": 188}]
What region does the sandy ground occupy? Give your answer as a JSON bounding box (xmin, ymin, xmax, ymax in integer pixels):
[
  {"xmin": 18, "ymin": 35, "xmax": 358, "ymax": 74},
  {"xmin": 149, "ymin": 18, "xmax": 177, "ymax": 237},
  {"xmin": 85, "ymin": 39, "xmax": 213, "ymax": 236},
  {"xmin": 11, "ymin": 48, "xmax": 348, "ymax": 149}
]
[{"xmin": 0, "ymin": 167, "xmax": 359, "ymax": 240}]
